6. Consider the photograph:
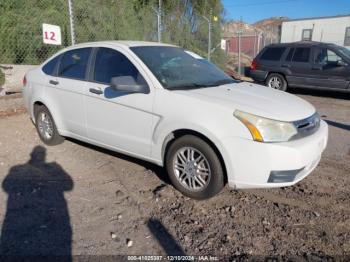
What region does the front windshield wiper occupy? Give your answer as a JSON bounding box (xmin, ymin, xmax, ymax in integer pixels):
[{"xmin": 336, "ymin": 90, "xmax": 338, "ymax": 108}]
[
  {"xmin": 167, "ymin": 79, "xmax": 236, "ymax": 91},
  {"xmin": 167, "ymin": 83, "xmax": 206, "ymax": 90}
]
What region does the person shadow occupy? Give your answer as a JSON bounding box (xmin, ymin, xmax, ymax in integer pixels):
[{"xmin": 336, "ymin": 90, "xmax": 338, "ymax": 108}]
[{"xmin": 0, "ymin": 146, "xmax": 73, "ymax": 260}]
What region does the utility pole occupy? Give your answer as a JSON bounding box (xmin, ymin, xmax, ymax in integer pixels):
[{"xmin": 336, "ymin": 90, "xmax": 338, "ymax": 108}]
[{"xmin": 67, "ymin": 0, "xmax": 76, "ymax": 45}]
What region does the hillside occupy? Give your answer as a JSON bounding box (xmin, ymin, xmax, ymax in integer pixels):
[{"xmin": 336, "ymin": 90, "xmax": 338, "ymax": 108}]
[{"xmin": 223, "ymin": 17, "xmax": 289, "ymax": 38}]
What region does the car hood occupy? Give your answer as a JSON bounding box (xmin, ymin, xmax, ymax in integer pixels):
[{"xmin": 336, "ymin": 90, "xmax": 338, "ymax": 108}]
[{"xmin": 174, "ymin": 82, "xmax": 315, "ymax": 122}]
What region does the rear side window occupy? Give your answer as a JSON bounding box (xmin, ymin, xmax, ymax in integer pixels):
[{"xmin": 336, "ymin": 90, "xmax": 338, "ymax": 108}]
[
  {"xmin": 93, "ymin": 47, "xmax": 145, "ymax": 85},
  {"xmin": 285, "ymin": 48, "xmax": 294, "ymax": 61},
  {"xmin": 42, "ymin": 55, "xmax": 60, "ymax": 76},
  {"xmin": 58, "ymin": 48, "xmax": 91, "ymax": 80},
  {"xmin": 292, "ymin": 47, "xmax": 310, "ymax": 63},
  {"xmin": 260, "ymin": 47, "xmax": 286, "ymax": 61}
]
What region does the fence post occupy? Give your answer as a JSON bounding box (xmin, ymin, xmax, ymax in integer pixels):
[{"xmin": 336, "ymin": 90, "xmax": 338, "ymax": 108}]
[
  {"xmin": 237, "ymin": 18, "xmax": 242, "ymax": 75},
  {"xmin": 253, "ymin": 30, "xmax": 257, "ymax": 57},
  {"xmin": 238, "ymin": 31, "xmax": 241, "ymax": 75},
  {"xmin": 158, "ymin": 0, "xmax": 162, "ymax": 42},
  {"xmin": 68, "ymin": 0, "xmax": 76, "ymax": 45},
  {"xmin": 207, "ymin": 9, "xmax": 212, "ymax": 61}
]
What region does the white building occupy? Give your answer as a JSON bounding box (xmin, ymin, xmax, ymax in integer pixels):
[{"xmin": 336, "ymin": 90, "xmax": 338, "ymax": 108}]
[{"xmin": 281, "ymin": 14, "xmax": 350, "ymax": 47}]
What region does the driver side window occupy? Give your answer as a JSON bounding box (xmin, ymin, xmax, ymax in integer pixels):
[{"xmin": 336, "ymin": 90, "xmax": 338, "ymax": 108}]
[
  {"xmin": 314, "ymin": 48, "xmax": 343, "ymax": 64},
  {"xmin": 93, "ymin": 47, "xmax": 146, "ymax": 85}
]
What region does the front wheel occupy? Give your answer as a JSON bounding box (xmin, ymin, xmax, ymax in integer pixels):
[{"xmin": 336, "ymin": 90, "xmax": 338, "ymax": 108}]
[
  {"xmin": 165, "ymin": 135, "xmax": 225, "ymax": 200},
  {"xmin": 266, "ymin": 73, "xmax": 287, "ymax": 91}
]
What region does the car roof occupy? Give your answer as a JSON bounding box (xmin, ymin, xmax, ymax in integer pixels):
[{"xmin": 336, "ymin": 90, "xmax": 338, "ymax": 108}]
[
  {"xmin": 63, "ymin": 40, "xmax": 177, "ymax": 51},
  {"xmin": 265, "ymin": 41, "xmax": 336, "ymax": 48}
]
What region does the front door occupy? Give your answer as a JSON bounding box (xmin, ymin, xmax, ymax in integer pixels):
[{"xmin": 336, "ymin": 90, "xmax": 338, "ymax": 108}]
[
  {"xmin": 311, "ymin": 47, "xmax": 350, "ymax": 89},
  {"xmin": 85, "ymin": 47, "xmax": 154, "ymax": 157}
]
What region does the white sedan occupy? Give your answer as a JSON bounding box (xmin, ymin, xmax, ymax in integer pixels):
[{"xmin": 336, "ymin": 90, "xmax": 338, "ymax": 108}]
[{"xmin": 23, "ymin": 41, "xmax": 328, "ymax": 199}]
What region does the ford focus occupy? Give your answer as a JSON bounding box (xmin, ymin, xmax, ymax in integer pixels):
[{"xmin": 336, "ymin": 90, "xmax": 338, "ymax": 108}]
[{"xmin": 23, "ymin": 41, "xmax": 328, "ymax": 199}]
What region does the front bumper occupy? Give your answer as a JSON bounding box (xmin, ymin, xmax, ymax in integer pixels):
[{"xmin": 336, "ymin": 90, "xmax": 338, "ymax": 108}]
[{"xmin": 223, "ymin": 120, "xmax": 328, "ymax": 189}]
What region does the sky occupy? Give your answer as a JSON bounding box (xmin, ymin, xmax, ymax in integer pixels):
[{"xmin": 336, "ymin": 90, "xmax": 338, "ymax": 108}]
[{"xmin": 221, "ymin": 0, "xmax": 350, "ymax": 24}]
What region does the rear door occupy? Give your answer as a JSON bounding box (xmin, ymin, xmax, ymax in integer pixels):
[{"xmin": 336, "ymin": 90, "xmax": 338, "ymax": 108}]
[
  {"xmin": 311, "ymin": 47, "xmax": 350, "ymax": 89},
  {"xmin": 284, "ymin": 46, "xmax": 313, "ymax": 87},
  {"xmin": 51, "ymin": 47, "xmax": 91, "ymax": 137}
]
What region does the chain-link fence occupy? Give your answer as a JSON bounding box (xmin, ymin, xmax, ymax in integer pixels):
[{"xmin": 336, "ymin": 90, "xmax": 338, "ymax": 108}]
[
  {"xmin": 0, "ymin": 0, "xmax": 225, "ymax": 67},
  {"xmin": 224, "ymin": 31, "xmax": 279, "ymax": 75},
  {"xmin": 0, "ymin": 0, "xmax": 70, "ymax": 64},
  {"xmin": 0, "ymin": 0, "xmax": 158, "ymax": 65}
]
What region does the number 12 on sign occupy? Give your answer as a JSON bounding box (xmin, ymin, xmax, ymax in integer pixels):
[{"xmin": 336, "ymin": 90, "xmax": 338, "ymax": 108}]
[{"xmin": 42, "ymin": 23, "xmax": 62, "ymax": 45}]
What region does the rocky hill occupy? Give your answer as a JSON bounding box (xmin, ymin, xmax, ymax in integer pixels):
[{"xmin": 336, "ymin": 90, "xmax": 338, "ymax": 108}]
[{"xmin": 223, "ymin": 17, "xmax": 289, "ymax": 38}]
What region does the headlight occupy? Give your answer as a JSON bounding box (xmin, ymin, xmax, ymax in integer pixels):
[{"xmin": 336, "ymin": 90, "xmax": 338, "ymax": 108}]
[{"xmin": 234, "ymin": 110, "xmax": 298, "ymax": 142}]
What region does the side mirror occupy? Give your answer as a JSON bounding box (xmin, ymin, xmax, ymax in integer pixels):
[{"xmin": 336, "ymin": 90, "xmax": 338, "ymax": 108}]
[
  {"xmin": 111, "ymin": 76, "xmax": 149, "ymax": 94},
  {"xmin": 337, "ymin": 60, "xmax": 347, "ymax": 67}
]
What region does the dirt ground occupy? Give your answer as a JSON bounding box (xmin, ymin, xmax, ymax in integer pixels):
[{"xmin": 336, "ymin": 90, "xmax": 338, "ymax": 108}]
[{"xmin": 0, "ymin": 88, "xmax": 349, "ymax": 260}]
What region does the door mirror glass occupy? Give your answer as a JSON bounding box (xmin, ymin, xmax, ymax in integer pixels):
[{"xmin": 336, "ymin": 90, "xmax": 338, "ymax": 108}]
[
  {"xmin": 111, "ymin": 76, "xmax": 149, "ymax": 94},
  {"xmin": 337, "ymin": 60, "xmax": 347, "ymax": 67}
]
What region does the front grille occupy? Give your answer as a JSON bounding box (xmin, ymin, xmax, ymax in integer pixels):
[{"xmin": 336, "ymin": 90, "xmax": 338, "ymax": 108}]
[{"xmin": 292, "ymin": 113, "xmax": 321, "ymax": 139}]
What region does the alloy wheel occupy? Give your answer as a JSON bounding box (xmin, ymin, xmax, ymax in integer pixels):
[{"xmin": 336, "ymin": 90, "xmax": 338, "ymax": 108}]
[
  {"xmin": 173, "ymin": 147, "xmax": 211, "ymax": 191},
  {"xmin": 37, "ymin": 112, "xmax": 54, "ymax": 140},
  {"xmin": 268, "ymin": 76, "xmax": 282, "ymax": 89}
]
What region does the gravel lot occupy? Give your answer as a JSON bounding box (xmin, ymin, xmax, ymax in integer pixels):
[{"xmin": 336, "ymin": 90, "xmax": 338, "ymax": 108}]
[{"xmin": 0, "ymin": 89, "xmax": 349, "ymax": 260}]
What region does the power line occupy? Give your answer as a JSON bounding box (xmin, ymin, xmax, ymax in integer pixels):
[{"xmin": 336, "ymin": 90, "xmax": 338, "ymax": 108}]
[{"xmin": 224, "ymin": 0, "xmax": 299, "ymax": 8}]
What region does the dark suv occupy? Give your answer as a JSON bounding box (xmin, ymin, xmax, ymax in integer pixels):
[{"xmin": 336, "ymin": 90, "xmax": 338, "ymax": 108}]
[{"xmin": 250, "ymin": 41, "xmax": 350, "ymax": 92}]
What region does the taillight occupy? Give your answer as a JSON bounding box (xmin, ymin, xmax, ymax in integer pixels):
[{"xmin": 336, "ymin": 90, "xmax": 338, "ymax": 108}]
[
  {"xmin": 23, "ymin": 75, "xmax": 27, "ymax": 86},
  {"xmin": 251, "ymin": 59, "xmax": 258, "ymax": 71}
]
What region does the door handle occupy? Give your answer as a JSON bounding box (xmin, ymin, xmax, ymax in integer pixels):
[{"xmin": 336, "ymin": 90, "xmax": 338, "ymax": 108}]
[
  {"xmin": 312, "ymin": 66, "xmax": 322, "ymax": 70},
  {"xmin": 281, "ymin": 64, "xmax": 291, "ymax": 68},
  {"xmin": 49, "ymin": 80, "xmax": 59, "ymax": 85},
  {"xmin": 89, "ymin": 88, "xmax": 103, "ymax": 95}
]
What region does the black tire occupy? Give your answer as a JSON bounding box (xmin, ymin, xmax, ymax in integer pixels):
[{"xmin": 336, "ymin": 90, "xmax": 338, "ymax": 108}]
[
  {"xmin": 165, "ymin": 135, "xmax": 225, "ymax": 200},
  {"xmin": 34, "ymin": 105, "xmax": 64, "ymax": 146},
  {"xmin": 266, "ymin": 73, "xmax": 288, "ymax": 91}
]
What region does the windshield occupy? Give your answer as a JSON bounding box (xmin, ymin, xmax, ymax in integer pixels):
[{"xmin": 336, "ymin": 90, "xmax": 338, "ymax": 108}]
[
  {"xmin": 130, "ymin": 46, "xmax": 236, "ymax": 90},
  {"xmin": 337, "ymin": 46, "xmax": 350, "ymax": 59}
]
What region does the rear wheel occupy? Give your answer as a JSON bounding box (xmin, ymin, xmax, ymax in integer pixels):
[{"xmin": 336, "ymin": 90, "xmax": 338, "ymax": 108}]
[
  {"xmin": 165, "ymin": 135, "xmax": 225, "ymax": 200},
  {"xmin": 266, "ymin": 73, "xmax": 287, "ymax": 91},
  {"xmin": 35, "ymin": 105, "xmax": 64, "ymax": 146}
]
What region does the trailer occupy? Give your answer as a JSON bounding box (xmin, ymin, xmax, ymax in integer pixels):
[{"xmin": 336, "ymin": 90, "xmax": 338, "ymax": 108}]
[{"xmin": 281, "ymin": 14, "xmax": 350, "ymax": 47}]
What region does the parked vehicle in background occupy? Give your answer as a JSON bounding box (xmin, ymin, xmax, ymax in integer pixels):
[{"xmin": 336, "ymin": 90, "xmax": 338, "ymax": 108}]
[
  {"xmin": 250, "ymin": 41, "xmax": 350, "ymax": 92},
  {"xmin": 23, "ymin": 41, "xmax": 328, "ymax": 199}
]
